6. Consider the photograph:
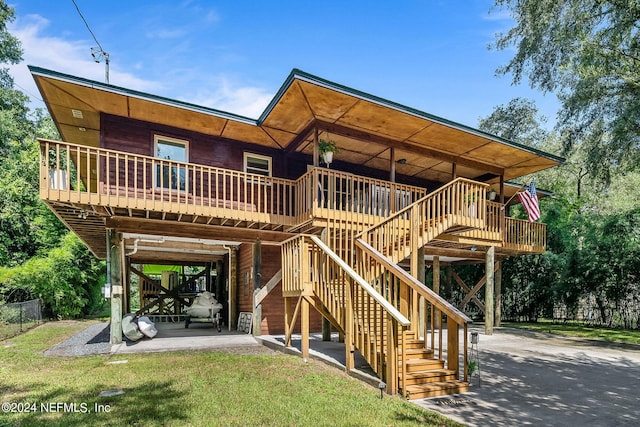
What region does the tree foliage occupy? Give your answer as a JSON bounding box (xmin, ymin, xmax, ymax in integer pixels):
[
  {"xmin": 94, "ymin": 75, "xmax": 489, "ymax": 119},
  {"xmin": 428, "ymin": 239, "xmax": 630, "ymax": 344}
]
[
  {"xmin": 0, "ymin": 1, "xmax": 105, "ymax": 318},
  {"xmin": 0, "ymin": 234, "xmax": 106, "ymax": 318},
  {"xmin": 492, "ymin": 0, "xmax": 640, "ymax": 181},
  {"xmin": 479, "ymin": 97, "xmax": 640, "ymax": 327},
  {"xmin": 477, "ymin": 97, "xmax": 549, "ymax": 147}
]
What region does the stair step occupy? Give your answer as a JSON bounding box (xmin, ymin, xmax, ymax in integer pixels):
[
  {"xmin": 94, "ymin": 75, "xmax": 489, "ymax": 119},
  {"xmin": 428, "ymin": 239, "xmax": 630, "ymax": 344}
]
[
  {"xmin": 400, "ymin": 369, "xmax": 458, "ymax": 385},
  {"xmin": 399, "ymin": 348, "xmax": 434, "ymax": 359},
  {"xmin": 365, "ymin": 338, "xmax": 425, "ymax": 350},
  {"xmin": 403, "ymin": 380, "xmax": 469, "ymax": 399},
  {"xmin": 401, "ymin": 358, "xmax": 445, "ymax": 372},
  {"xmin": 401, "ymin": 339, "xmax": 426, "ymax": 349}
]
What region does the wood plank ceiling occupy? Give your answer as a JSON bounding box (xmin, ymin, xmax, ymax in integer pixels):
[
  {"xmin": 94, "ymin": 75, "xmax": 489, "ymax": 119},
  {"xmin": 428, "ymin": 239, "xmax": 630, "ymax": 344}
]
[{"xmin": 31, "ymin": 66, "xmax": 563, "ymax": 186}]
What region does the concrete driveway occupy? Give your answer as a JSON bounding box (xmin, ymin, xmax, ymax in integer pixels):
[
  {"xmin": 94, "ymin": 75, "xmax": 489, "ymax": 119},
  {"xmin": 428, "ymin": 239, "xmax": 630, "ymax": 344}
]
[{"xmin": 414, "ymin": 327, "xmax": 640, "ymax": 426}]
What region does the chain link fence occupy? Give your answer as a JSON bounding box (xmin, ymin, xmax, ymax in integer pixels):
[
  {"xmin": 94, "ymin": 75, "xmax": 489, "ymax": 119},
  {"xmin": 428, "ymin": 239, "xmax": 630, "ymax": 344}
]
[{"xmin": 0, "ymin": 299, "xmax": 43, "ymax": 341}]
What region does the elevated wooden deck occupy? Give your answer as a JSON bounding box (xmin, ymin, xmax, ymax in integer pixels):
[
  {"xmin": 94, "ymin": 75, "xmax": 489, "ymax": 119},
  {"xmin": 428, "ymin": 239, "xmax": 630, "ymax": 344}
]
[{"xmin": 39, "ymin": 139, "xmax": 546, "ymax": 259}]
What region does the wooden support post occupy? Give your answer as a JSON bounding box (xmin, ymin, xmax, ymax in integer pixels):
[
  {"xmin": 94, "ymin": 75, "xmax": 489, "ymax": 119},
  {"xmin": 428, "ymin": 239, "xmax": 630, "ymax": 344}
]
[
  {"xmin": 344, "ymin": 280, "xmax": 354, "ymax": 371},
  {"xmin": 252, "ymin": 299, "xmax": 262, "ymax": 337},
  {"xmin": 253, "ymin": 239, "xmax": 261, "ymax": 291},
  {"xmin": 432, "ymin": 256, "xmax": 440, "ymax": 348},
  {"xmin": 447, "ymin": 320, "xmax": 459, "ymax": 374},
  {"xmin": 417, "ymin": 246, "xmax": 425, "ymax": 338},
  {"xmin": 108, "ymin": 229, "xmax": 123, "ymax": 345},
  {"xmin": 313, "ymin": 128, "xmax": 319, "ymax": 167},
  {"xmin": 407, "ymin": 205, "xmax": 419, "ymax": 319},
  {"xmin": 301, "ymin": 296, "xmax": 310, "ymax": 362},
  {"xmin": 215, "ymin": 260, "xmax": 224, "ymax": 301},
  {"xmin": 284, "ymin": 297, "xmax": 293, "ymax": 347},
  {"xmin": 499, "ymin": 175, "xmax": 506, "ymax": 237},
  {"xmin": 205, "ymin": 263, "xmax": 211, "ymax": 293},
  {"xmin": 386, "ymin": 318, "xmax": 398, "ymax": 395},
  {"xmin": 321, "ymin": 228, "xmax": 331, "ymax": 342},
  {"xmin": 495, "ymin": 260, "xmax": 502, "ymax": 327},
  {"xmin": 322, "ymin": 318, "xmax": 331, "ymax": 341},
  {"xmin": 390, "ymin": 148, "xmax": 397, "ymax": 212},
  {"xmin": 390, "ymin": 147, "xmax": 396, "ymax": 183},
  {"xmin": 485, "ymin": 246, "xmax": 495, "ymax": 335},
  {"xmin": 229, "ymin": 247, "xmax": 238, "ymax": 329},
  {"xmin": 124, "ymin": 257, "xmax": 131, "ymax": 314},
  {"xmin": 252, "ymin": 239, "xmax": 262, "ymax": 335}
]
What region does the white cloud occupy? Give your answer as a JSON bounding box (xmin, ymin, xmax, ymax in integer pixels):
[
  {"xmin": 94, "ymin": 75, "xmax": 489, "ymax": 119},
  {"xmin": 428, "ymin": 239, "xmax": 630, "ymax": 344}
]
[
  {"xmin": 7, "ymin": 14, "xmax": 162, "ymax": 108},
  {"xmin": 204, "ymin": 10, "xmax": 220, "ymax": 24},
  {"xmin": 145, "ymin": 29, "xmax": 187, "ymax": 39},
  {"xmin": 7, "ymin": 13, "xmax": 273, "ymax": 120},
  {"xmin": 184, "ymin": 76, "xmax": 273, "ymax": 119}
]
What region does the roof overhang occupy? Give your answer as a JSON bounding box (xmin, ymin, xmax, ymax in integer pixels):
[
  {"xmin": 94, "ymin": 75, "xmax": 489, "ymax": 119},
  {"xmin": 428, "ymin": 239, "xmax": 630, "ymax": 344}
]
[{"xmin": 30, "ymin": 66, "xmax": 563, "ymax": 184}]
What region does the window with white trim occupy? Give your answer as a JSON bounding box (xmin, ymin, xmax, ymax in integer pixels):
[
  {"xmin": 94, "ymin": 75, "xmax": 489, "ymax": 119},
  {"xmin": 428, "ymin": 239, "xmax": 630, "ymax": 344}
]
[
  {"xmin": 243, "ymin": 152, "xmax": 272, "ymax": 178},
  {"xmin": 154, "ymin": 135, "xmax": 189, "ymax": 191}
]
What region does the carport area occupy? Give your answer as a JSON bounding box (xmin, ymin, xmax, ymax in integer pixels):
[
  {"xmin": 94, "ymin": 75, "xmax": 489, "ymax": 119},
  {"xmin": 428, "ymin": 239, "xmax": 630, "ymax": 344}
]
[{"xmin": 112, "ymin": 321, "xmax": 260, "ymax": 354}]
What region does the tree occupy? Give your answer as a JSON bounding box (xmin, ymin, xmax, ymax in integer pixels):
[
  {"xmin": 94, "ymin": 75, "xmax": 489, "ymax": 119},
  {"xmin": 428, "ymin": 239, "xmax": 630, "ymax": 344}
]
[
  {"xmin": 0, "ymin": 1, "xmax": 28, "ymax": 157},
  {"xmin": 477, "ymin": 97, "xmax": 549, "ymax": 148},
  {"xmin": 0, "ymin": 1, "xmax": 21, "ymax": 64},
  {"xmin": 0, "ymin": 233, "xmax": 106, "ymax": 318},
  {"xmin": 491, "ymin": 0, "xmax": 640, "ymax": 181}
]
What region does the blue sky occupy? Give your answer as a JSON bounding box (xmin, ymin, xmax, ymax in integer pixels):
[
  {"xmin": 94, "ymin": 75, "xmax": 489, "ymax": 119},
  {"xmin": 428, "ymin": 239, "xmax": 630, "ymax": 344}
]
[{"xmin": 8, "ymin": 0, "xmax": 559, "ymax": 129}]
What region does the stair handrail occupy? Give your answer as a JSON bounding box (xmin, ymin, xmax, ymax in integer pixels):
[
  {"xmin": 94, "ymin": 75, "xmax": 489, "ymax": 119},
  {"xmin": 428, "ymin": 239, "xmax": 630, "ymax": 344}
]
[
  {"xmin": 309, "ymin": 235, "xmax": 410, "ymax": 326},
  {"xmin": 355, "ymin": 238, "xmax": 472, "ymax": 325},
  {"xmin": 358, "ymin": 177, "xmax": 488, "ymax": 240}
]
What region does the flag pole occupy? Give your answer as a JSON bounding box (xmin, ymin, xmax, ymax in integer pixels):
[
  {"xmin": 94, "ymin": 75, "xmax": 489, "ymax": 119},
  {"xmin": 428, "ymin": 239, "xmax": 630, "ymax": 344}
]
[{"xmin": 500, "ymin": 179, "xmax": 532, "ymax": 210}]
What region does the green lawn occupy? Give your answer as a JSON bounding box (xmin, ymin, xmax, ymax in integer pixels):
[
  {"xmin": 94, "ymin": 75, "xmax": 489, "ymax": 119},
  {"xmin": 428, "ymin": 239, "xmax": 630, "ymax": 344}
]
[
  {"xmin": 502, "ymin": 321, "xmax": 640, "ymax": 345},
  {"xmin": 0, "ymin": 321, "xmax": 461, "ymax": 427}
]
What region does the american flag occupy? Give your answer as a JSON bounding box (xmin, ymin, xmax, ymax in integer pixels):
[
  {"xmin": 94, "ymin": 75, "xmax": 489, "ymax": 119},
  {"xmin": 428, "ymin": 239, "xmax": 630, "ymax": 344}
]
[{"xmin": 517, "ymin": 179, "xmax": 540, "ymax": 222}]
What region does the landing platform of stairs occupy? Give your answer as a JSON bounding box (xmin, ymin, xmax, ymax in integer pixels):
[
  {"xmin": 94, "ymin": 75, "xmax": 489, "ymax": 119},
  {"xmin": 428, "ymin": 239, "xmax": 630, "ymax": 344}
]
[{"xmin": 257, "ymin": 333, "xmax": 382, "ymax": 389}]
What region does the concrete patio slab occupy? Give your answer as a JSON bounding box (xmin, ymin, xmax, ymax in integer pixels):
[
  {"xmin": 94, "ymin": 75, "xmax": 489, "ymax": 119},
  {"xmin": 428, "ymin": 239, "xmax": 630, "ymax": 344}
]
[{"xmin": 111, "ymin": 321, "xmax": 262, "ymax": 354}]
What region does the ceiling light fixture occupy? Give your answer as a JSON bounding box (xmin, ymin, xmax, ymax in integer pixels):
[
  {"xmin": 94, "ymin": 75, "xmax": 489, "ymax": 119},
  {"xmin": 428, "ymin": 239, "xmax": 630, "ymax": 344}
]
[{"xmin": 397, "ymin": 159, "xmax": 407, "ymax": 164}]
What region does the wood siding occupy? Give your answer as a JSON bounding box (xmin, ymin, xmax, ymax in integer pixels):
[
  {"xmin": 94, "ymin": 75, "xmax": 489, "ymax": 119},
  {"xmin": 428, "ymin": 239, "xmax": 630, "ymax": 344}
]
[
  {"xmin": 101, "ymin": 113, "xmax": 440, "ymax": 191},
  {"xmin": 101, "ymin": 114, "xmax": 286, "ymax": 177}
]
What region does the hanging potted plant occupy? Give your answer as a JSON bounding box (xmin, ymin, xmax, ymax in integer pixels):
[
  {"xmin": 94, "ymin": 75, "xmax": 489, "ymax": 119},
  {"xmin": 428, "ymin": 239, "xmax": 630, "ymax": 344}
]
[
  {"xmin": 488, "ymin": 187, "xmax": 497, "ymax": 201},
  {"xmin": 318, "ymin": 138, "xmax": 339, "ymax": 166}
]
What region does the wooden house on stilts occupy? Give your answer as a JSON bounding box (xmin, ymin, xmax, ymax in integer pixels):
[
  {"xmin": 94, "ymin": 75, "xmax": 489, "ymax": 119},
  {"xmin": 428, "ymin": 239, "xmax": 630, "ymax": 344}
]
[{"xmin": 31, "ymin": 66, "xmax": 562, "ymax": 398}]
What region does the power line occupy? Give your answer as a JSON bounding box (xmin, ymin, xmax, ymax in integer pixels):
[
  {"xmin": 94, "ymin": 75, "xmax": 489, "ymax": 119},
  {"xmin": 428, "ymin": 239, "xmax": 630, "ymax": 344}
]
[
  {"xmin": 71, "ymin": 0, "xmax": 110, "ymax": 83},
  {"xmin": 71, "ymin": 0, "xmax": 103, "ymax": 52}
]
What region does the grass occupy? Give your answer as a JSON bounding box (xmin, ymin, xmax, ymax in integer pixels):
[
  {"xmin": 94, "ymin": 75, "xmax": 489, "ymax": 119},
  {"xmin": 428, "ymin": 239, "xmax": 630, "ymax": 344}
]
[
  {"xmin": 0, "ymin": 321, "xmax": 461, "ymax": 427},
  {"xmin": 502, "ymin": 321, "xmax": 640, "ymax": 345}
]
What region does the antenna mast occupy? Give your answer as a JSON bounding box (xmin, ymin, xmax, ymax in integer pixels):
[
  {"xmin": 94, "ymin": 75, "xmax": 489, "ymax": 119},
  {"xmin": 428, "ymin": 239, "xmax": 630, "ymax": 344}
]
[{"xmin": 91, "ymin": 47, "xmax": 110, "ymax": 84}]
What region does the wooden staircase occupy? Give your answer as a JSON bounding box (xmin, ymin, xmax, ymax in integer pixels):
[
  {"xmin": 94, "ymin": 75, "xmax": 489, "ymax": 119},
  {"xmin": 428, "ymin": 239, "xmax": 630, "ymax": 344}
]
[
  {"xmin": 282, "ymin": 178, "xmax": 486, "ymax": 398},
  {"xmin": 398, "ymin": 331, "xmax": 468, "ymax": 399}
]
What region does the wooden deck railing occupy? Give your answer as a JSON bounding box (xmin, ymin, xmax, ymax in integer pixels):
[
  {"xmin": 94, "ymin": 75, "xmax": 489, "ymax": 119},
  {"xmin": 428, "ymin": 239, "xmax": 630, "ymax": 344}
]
[
  {"xmin": 39, "ymin": 139, "xmax": 426, "ymax": 229},
  {"xmin": 40, "ymin": 139, "xmax": 299, "ymax": 225},
  {"xmin": 504, "ymin": 217, "xmax": 546, "ymax": 252},
  {"xmin": 355, "ymin": 238, "xmax": 473, "ymax": 384},
  {"xmin": 361, "ymin": 177, "xmax": 488, "ymax": 264},
  {"xmin": 281, "ymin": 234, "xmax": 411, "ymax": 394},
  {"xmin": 460, "ymin": 201, "xmax": 547, "ymax": 251},
  {"xmin": 294, "ymin": 167, "xmax": 427, "ymax": 224},
  {"xmin": 355, "ymin": 178, "xmax": 486, "ymax": 385}
]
